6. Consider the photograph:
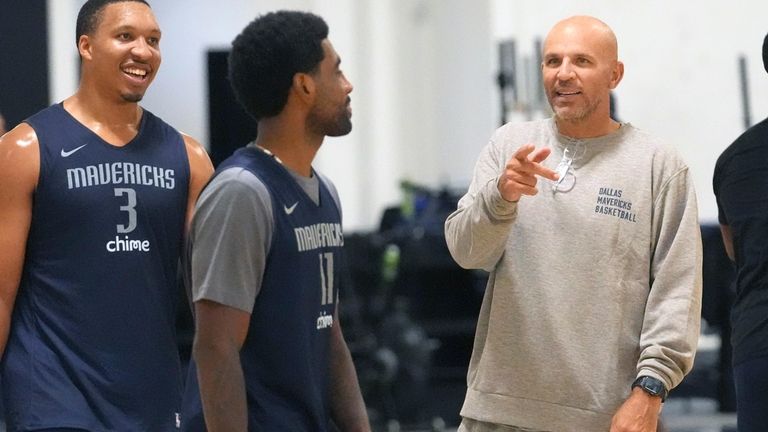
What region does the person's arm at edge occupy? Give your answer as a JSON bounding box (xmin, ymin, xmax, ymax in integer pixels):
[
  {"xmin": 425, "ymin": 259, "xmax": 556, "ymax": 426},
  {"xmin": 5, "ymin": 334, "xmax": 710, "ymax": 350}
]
[
  {"xmin": 0, "ymin": 124, "xmax": 39, "ymax": 358},
  {"xmin": 719, "ymin": 224, "xmax": 734, "ymax": 262},
  {"xmin": 193, "ymin": 299, "xmax": 251, "ymax": 432},
  {"xmin": 182, "ymin": 134, "xmax": 214, "ymax": 231},
  {"xmin": 713, "ymin": 159, "xmax": 735, "ymax": 263},
  {"xmin": 329, "ymin": 302, "xmax": 370, "ymax": 432}
]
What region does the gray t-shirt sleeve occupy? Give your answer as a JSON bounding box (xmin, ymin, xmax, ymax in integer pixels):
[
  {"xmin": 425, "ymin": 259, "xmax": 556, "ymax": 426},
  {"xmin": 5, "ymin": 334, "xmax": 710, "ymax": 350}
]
[
  {"xmin": 316, "ymin": 171, "xmax": 343, "ymax": 220},
  {"xmin": 190, "ymin": 167, "xmax": 273, "ymax": 313}
]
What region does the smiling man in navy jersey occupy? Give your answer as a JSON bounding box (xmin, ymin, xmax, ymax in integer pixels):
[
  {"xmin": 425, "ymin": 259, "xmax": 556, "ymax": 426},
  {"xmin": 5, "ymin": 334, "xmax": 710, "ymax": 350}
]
[
  {"xmin": 181, "ymin": 10, "xmax": 369, "ymax": 432},
  {"xmin": 0, "ymin": 1, "xmax": 213, "ymax": 430}
]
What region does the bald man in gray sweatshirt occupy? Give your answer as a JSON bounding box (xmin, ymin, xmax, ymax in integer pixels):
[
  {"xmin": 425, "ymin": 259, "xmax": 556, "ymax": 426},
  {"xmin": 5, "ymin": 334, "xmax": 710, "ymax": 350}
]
[{"xmin": 445, "ymin": 16, "xmax": 702, "ymax": 432}]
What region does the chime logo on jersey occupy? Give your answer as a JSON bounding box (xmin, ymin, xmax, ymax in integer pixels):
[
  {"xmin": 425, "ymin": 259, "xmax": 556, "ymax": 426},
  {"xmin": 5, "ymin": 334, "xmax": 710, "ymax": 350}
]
[
  {"xmin": 316, "ymin": 311, "xmax": 334, "ymax": 330},
  {"xmin": 106, "ymin": 235, "xmax": 150, "ymax": 253}
]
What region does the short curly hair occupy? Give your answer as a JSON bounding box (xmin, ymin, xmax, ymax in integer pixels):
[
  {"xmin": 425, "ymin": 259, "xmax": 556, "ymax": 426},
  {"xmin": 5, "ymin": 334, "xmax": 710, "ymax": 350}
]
[
  {"xmin": 76, "ymin": 0, "xmax": 151, "ymax": 47},
  {"xmin": 763, "ymin": 32, "xmax": 768, "ymax": 74},
  {"xmin": 229, "ymin": 11, "xmax": 329, "ymax": 120}
]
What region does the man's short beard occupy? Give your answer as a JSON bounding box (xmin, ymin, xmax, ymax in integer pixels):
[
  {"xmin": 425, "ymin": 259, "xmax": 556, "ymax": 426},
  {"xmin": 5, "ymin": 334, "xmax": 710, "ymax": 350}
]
[
  {"xmin": 551, "ymin": 97, "xmax": 601, "ymax": 124},
  {"xmin": 308, "ymin": 110, "xmax": 352, "ymax": 137},
  {"xmin": 326, "ymin": 114, "xmax": 352, "ymax": 137},
  {"xmin": 121, "ymin": 92, "xmax": 144, "ymax": 103}
]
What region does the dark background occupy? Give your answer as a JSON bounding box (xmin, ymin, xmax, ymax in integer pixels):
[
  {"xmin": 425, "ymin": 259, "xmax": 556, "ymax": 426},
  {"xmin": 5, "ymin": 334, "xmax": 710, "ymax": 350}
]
[
  {"xmin": 206, "ymin": 50, "xmax": 257, "ymax": 166},
  {"xmin": 0, "ymin": 0, "xmax": 50, "ymax": 129}
]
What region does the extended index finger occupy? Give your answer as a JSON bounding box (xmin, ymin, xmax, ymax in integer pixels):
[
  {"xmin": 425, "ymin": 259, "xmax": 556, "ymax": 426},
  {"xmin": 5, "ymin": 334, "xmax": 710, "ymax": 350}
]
[
  {"xmin": 530, "ymin": 161, "xmax": 559, "ymax": 181},
  {"xmin": 511, "ymin": 145, "xmax": 558, "ymax": 181},
  {"xmin": 512, "ymin": 144, "xmax": 536, "ymax": 161},
  {"xmin": 529, "ymin": 147, "xmax": 552, "ymax": 164}
]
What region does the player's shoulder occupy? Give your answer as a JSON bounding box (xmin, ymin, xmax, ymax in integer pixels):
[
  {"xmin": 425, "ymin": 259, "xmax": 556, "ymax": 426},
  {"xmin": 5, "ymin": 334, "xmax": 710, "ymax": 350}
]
[
  {"xmin": 0, "ymin": 122, "xmax": 37, "ymax": 145},
  {"xmin": 718, "ymin": 116, "xmax": 768, "ymax": 166},
  {"xmin": 0, "ymin": 123, "xmax": 39, "ymax": 163},
  {"xmin": 178, "ymin": 133, "xmax": 214, "ymax": 181},
  {"xmin": 0, "ymin": 123, "xmax": 40, "ymax": 188},
  {"xmin": 179, "ymin": 133, "xmax": 208, "ymax": 159},
  {"xmin": 194, "ymin": 167, "xmax": 273, "ymax": 227},
  {"xmin": 203, "ymin": 167, "xmax": 270, "ymax": 201}
]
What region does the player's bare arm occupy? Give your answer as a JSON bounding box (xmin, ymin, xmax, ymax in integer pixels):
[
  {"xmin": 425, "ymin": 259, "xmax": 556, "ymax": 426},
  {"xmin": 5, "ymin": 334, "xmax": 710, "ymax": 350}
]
[
  {"xmin": 193, "ymin": 299, "xmax": 250, "ymax": 432},
  {"xmin": 0, "ymin": 124, "xmax": 39, "ymax": 357},
  {"xmin": 182, "ymin": 134, "xmax": 214, "ymax": 230}
]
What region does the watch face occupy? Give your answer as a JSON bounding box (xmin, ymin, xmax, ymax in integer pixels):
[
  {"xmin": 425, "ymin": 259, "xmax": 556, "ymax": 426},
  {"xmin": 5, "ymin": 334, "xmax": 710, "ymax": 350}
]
[
  {"xmin": 633, "ymin": 376, "xmax": 667, "ymax": 400},
  {"xmin": 644, "ymin": 381, "xmax": 662, "ymax": 395}
]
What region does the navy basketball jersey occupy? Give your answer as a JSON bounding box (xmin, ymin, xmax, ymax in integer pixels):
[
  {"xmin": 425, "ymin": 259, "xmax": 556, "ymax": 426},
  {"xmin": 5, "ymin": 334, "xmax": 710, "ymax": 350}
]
[
  {"xmin": 182, "ymin": 147, "xmax": 342, "ymax": 431},
  {"xmin": 1, "ymin": 103, "xmax": 189, "ymax": 431}
]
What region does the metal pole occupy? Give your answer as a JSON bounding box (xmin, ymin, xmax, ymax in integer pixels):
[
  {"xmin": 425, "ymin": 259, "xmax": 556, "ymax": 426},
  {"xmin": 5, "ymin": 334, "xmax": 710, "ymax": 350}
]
[
  {"xmin": 497, "ymin": 40, "xmax": 516, "ymax": 125},
  {"xmin": 738, "ymin": 55, "xmax": 752, "ymax": 129}
]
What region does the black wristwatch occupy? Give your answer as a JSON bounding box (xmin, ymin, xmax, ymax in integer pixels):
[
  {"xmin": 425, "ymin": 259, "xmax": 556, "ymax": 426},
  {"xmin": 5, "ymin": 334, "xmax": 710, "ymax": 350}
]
[{"xmin": 632, "ymin": 376, "xmax": 668, "ymax": 402}]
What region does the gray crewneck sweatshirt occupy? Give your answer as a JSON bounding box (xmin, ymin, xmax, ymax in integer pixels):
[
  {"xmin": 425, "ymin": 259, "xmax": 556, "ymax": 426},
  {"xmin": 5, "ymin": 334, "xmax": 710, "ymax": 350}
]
[{"xmin": 445, "ymin": 118, "xmax": 702, "ymax": 431}]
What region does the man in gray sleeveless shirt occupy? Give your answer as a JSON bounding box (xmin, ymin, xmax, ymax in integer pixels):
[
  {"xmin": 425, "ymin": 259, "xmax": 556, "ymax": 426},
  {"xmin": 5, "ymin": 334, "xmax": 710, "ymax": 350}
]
[{"xmin": 445, "ymin": 16, "xmax": 702, "ymax": 432}]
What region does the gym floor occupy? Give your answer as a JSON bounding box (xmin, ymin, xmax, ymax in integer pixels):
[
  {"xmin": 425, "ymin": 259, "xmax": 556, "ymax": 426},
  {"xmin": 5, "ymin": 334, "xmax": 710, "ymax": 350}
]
[
  {"xmin": 0, "ymin": 399, "xmax": 737, "ymax": 432},
  {"xmin": 661, "ymin": 398, "xmax": 736, "ymax": 432}
]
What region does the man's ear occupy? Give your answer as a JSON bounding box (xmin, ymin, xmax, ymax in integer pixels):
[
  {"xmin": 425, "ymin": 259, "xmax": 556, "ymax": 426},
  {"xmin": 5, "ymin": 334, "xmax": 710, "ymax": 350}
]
[
  {"xmin": 609, "ymin": 60, "xmax": 624, "ymax": 89},
  {"xmin": 78, "ymin": 35, "xmax": 93, "ymax": 61},
  {"xmin": 293, "ymin": 73, "xmax": 316, "ymax": 103}
]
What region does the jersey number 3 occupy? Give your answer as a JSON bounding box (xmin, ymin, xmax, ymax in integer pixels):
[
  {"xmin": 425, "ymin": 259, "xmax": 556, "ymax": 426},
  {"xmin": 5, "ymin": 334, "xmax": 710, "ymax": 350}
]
[{"xmin": 114, "ymin": 187, "xmax": 138, "ymax": 234}]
